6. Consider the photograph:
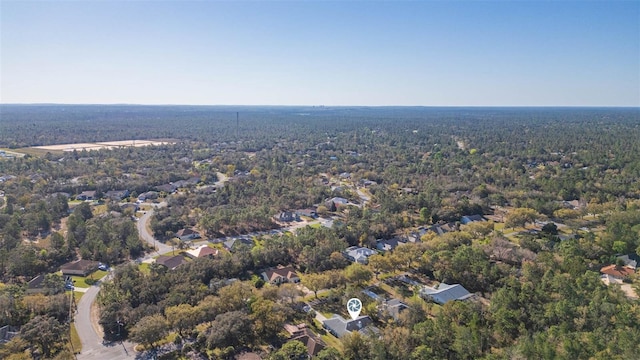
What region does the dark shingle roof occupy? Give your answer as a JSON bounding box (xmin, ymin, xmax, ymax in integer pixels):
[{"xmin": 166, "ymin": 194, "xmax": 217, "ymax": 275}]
[
  {"xmin": 156, "ymin": 255, "xmax": 188, "ymax": 270},
  {"xmin": 323, "ymin": 315, "xmax": 373, "ymax": 338}
]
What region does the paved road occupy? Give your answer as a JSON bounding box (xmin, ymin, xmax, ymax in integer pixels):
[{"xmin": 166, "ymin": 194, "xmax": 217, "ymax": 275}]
[
  {"xmin": 75, "ymin": 200, "xmax": 171, "ymax": 360},
  {"xmin": 137, "ymin": 202, "xmax": 172, "ymax": 255},
  {"xmin": 76, "ymin": 279, "xmax": 136, "ymax": 360}
]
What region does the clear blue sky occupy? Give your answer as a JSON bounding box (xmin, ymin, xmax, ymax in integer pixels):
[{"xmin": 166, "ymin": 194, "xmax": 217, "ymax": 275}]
[{"xmin": 1, "ymin": 1, "xmax": 638, "ymax": 106}]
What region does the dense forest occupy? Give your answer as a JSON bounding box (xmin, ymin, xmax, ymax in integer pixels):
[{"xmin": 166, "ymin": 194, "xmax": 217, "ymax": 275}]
[{"xmin": 0, "ymin": 105, "xmax": 639, "ymax": 359}]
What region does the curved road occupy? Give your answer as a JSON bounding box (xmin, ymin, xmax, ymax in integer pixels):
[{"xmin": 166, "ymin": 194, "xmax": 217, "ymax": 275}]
[
  {"xmin": 75, "ymin": 174, "xmax": 231, "ymax": 359},
  {"xmin": 76, "ymin": 279, "xmax": 135, "ymax": 360},
  {"xmin": 137, "ymin": 202, "xmax": 172, "ymax": 255},
  {"xmin": 76, "ymin": 202, "xmax": 168, "ymax": 359}
]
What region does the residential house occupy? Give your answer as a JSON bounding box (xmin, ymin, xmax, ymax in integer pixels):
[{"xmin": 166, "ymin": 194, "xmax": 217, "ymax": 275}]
[
  {"xmin": 48, "ymin": 192, "xmax": 71, "ymax": 200},
  {"xmin": 119, "ymin": 203, "xmax": 139, "ymax": 213},
  {"xmin": 261, "ymin": 266, "xmax": 300, "ymax": 284},
  {"xmin": 284, "ymin": 323, "xmax": 325, "ymax": 357},
  {"xmin": 420, "ymin": 283, "xmax": 474, "ymax": 305},
  {"xmin": 600, "ymin": 264, "xmax": 635, "ymax": 281},
  {"xmin": 138, "ymin": 191, "xmax": 159, "ymax": 201},
  {"xmin": 329, "ymin": 197, "xmax": 349, "ymax": 206},
  {"xmin": 277, "ymin": 211, "xmax": 299, "ymax": 222},
  {"xmin": 155, "ymin": 184, "xmax": 177, "ymax": 193},
  {"xmin": 376, "ymin": 238, "xmax": 405, "ymax": 252},
  {"xmin": 60, "ymin": 259, "xmax": 100, "ymax": 276},
  {"xmin": 26, "ymin": 274, "xmax": 49, "ymax": 294},
  {"xmin": 176, "ymin": 228, "xmax": 201, "ymax": 241},
  {"xmin": 359, "ymin": 179, "xmax": 377, "ymax": 187},
  {"xmin": 322, "ymin": 315, "xmax": 375, "ymax": 338},
  {"xmin": 156, "ymin": 184, "xmax": 178, "ymax": 194},
  {"xmin": 382, "ymin": 298, "xmax": 409, "ymax": 321},
  {"xmin": 561, "ymin": 200, "xmax": 583, "ymax": 210},
  {"xmin": 155, "ymin": 255, "xmax": 189, "ymax": 270},
  {"xmin": 173, "ymin": 176, "xmax": 201, "ymax": 188},
  {"xmin": 76, "ymin": 191, "xmax": 96, "ymax": 201},
  {"xmin": 343, "ymin": 246, "xmax": 377, "ymax": 264},
  {"xmin": 460, "ymin": 215, "xmax": 485, "ymax": 225},
  {"xmin": 296, "ymin": 208, "xmax": 318, "ymax": 218},
  {"xmin": 426, "ymin": 222, "xmax": 458, "ymax": 236},
  {"xmin": 396, "ymin": 274, "xmax": 422, "ymax": 287},
  {"xmin": 616, "ymin": 254, "xmax": 640, "ymax": 269},
  {"xmin": 185, "ymin": 245, "xmax": 219, "ymax": 259},
  {"xmin": 105, "ymin": 189, "xmax": 129, "ymax": 201},
  {"xmin": 223, "ymin": 237, "xmax": 254, "ymax": 251}
]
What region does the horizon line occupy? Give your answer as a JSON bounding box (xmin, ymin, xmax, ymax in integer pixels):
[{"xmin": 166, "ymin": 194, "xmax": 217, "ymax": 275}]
[{"xmin": 1, "ymin": 103, "xmax": 639, "ymax": 109}]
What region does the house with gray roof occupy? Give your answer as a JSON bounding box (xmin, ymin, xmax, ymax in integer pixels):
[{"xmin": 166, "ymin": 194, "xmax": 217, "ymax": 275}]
[
  {"xmin": 105, "ymin": 189, "xmax": 129, "ymax": 201},
  {"xmin": 343, "ymin": 246, "xmax": 377, "ymax": 264},
  {"xmin": 223, "ymin": 237, "xmax": 254, "ymax": 251},
  {"xmin": 376, "ymin": 238, "xmax": 405, "ymax": 252},
  {"xmin": 60, "ymin": 259, "xmax": 100, "ymax": 276},
  {"xmin": 382, "ymin": 298, "xmax": 409, "ymax": 321},
  {"xmin": 156, "ymin": 255, "xmax": 189, "ymax": 270},
  {"xmin": 176, "ymin": 228, "xmax": 201, "ymax": 241},
  {"xmin": 322, "ymin": 315, "xmax": 374, "ymax": 338},
  {"xmin": 76, "ymin": 190, "xmax": 96, "ymax": 201},
  {"xmin": 424, "ymin": 222, "xmax": 458, "ymax": 236},
  {"xmin": 419, "ymin": 283, "xmax": 474, "ymax": 305},
  {"xmin": 460, "ymin": 214, "xmax": 485, "ymax": 225},
  {"xmin": 617, "ymin": 254, "xmax": 640, "ymax": 269}
]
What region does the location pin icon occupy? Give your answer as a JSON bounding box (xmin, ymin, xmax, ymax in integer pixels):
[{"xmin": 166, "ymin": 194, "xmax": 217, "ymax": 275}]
[{"xmin": 347, "ymin": 298, "xmax": 362, "ymax": 320}]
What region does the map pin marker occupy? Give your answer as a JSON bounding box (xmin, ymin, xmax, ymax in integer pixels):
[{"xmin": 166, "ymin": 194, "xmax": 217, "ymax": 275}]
[{"xmin": 347, "ymin": 298, "xmax": 362, "ymax": 320}]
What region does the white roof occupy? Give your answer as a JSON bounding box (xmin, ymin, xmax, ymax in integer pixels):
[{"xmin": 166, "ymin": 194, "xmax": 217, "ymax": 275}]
[{"xmin": 421, "ymin": 283, "xmax": 473, "ymax": 304}]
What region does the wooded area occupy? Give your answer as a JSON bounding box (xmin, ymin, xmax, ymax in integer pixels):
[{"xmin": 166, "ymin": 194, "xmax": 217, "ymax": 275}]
[{"xmin": 0, "ymin": 105, "xmax": 639, "ymax": 359}]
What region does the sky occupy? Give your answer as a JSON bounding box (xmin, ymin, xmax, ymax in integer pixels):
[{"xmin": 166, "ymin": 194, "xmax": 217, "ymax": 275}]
[{"xmin": 1, "ymin": 1, "xmax": 639, "ymax": 106}]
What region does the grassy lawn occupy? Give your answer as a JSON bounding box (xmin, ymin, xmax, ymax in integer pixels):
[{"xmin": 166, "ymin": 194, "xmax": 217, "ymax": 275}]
[
  {"xmin": 67, "ymin": 290, "xmax": 84, "ymax": 303},
  {"xmin": 70, "ymin": 276, "xmax": 92, "ymax": 288},
  {"xmin": 308, "ymin": 223, "xmax": 322, "ymax": 229},
  {"xmin": 34, "ymin": 236, "xmax": 51, "ymax": 249},
  {"xmin": 320, "ymin": 332, "xmax": 343, "ymax": 352},
  {"xmin": 93, "ymin": 204, "xmax": 108, "ymax": 215},
  {"xmin": 494, "ymin": 223, "xmax": 505, "ymax": 231},
  {"xmin": 70, "ymin": 323, "xmax": 82, "ymax": 354},
  {"xmin": 68, "ymin": 200, "xmax": 82, "ymax": 206},
  {"xmin": 310, "ymin": 318, "xmax": 342, "ymax": 351},
  {"xmin": 71, "ymin": 270, "xmax": 109, "ymax": 288},
  {"xmin": 313, "ymin": 298, "xmax": 349, "ymax": 319},
  {"xmin": 139, "ymin": 262, "xmax": 151, "ymax": 274}
]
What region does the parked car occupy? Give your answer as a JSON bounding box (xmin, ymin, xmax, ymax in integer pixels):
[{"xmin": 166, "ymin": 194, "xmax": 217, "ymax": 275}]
[{"xmin": 98, "ymin": 263, "xmax": 109, "ymax": 271}]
